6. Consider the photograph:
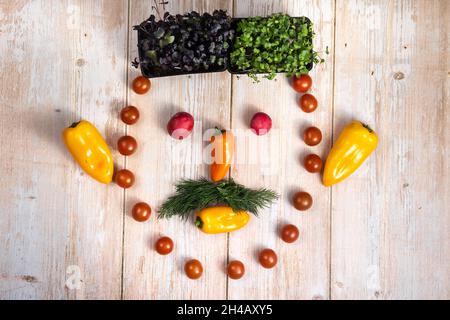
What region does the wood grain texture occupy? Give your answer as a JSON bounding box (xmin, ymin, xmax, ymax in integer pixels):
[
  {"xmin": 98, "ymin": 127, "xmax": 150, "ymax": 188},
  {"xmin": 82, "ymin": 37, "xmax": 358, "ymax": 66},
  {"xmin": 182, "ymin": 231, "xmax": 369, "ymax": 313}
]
[
  {"xmin": 0, "ymin": 0, "xmax": 449, "ymax": 300},
  {"xmin": 0, "ymin": 0, "xmax": 128, "ymax": 299},
  {"xmin": 228, "ymin": 0, "xmax": 335, "ymax": 300},
  {"xmin": 331, "ymin": 0, "xmax": 450, "ymax": 299},
  {"xmin": 122, "ymin": 0, "xmax": 233, "ymax": 300}
]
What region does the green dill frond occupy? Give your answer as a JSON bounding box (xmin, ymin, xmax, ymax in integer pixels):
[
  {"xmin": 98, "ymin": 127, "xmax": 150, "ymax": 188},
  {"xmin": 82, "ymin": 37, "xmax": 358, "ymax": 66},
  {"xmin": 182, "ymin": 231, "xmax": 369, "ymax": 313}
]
[{"xmin": 158, "ymin": 178, "xmax": 279, "ymax": 220}]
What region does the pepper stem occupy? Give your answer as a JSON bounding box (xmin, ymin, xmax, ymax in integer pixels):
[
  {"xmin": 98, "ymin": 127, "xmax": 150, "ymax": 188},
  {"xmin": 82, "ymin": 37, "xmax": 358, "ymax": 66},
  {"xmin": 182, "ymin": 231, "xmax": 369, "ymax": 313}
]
[
  {"xmin": 195, "ymin": 217, "xmax": 203, "ymax": 229},
  {"xmin": 362, "ymin": 123, "xmax": 374, "ymax": 133},
  {"xmin": 214, "ymin": 127, "xmax": 225, "ymax": 136},
  {"xmin": 69, "ymin": 121, "xmax": 81, "ymax": 128}
]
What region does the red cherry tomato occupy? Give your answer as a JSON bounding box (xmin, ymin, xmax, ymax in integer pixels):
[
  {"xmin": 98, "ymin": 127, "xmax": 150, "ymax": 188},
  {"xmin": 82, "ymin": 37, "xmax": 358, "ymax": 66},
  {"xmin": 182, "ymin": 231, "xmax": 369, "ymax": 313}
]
[
  {"xmin": 185, "ymin": 259, "xmax": 203, "ymax": 280},
  {"xmin": 121, "ymin": 106, "xmax": 140, "ymax": 125},
  {"xmin": 259, "ymin": 249, "xmax": 278, "ymax": 269},
  {"xmin": 155, "ymin": 237, "xmax": 174, "ymax": 255},
  {"xmin": 227, "ymin": 261, "xmax": 245, "ymax": 280},
  {"xmin": 281, "ymin": 224, "xmax": 299, "ymax": 243},
  {"xmin": 132, "ymin": 202, "xmax": 151, "ymax": 222},
  {"xmin": 299, "ymin": 94, "xmax": 318, "ymax": 113},
  {"xmin": 118, "ymin": 136, "xmax": 138, "ymax": 156},
  {"xmin": 115, "ymin": 169, "xmax": 135, "ymax": 189},
  {"xmin": 303, "ymin": 154, "xmax": 323, "ymax": 173},
  {"xmin": 303, "ymin": 126, "xmax": 322, "ymax": 146},
  {"xmin": 293, "ymin": 192, "xmax": 313, "ymax": 211},
  {"xmin": 132, "ymin": 76, "xmax": 151, "ymax": 95},
  {"xmin": 292, "ymin": 74, "xmax": 312, "ymax": 93}
]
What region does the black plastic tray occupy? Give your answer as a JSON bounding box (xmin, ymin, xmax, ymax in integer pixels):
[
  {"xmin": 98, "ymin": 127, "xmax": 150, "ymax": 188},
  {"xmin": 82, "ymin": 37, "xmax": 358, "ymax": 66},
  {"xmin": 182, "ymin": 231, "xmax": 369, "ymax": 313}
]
[
  {"xmin": 137, "ymin": 29, "xmax": 227, "ymax": 78},
  {"xmin": 137, "ymin": 16, "xmax": 314, "ymax": 78}
]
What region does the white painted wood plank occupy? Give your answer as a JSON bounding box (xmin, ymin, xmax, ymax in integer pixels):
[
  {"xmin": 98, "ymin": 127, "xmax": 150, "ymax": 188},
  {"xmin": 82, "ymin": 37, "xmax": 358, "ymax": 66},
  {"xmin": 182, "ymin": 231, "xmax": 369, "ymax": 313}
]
[
  {"xmin": 0, "ymin": 0, "xmax": 128, "ymax": 299},
  {"xmin": 228, "ymin": 0, "xmax": 335, "ymax": 300},
  {"xmin": 123, "ymin": 0, "xmax": 233, "ymax": 299},
  {"xmin": 331, "ymin": 0, "xmax": 450, "ymax": 299},
  {"xmin": 1, "ymin": 0, "xmax": 447, "ymax": 301}
]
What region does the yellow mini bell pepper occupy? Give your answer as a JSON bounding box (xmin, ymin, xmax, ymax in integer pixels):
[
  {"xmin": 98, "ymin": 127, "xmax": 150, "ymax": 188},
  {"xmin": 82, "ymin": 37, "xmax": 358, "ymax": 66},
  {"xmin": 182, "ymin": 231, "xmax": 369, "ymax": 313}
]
[
  {"xmin": 323, "ymin": 121, "xmax": 378, "ymax": 187},
  {"xmin": 63, "ymin": 120, "xmax": 114, "ymax": 184},
  {"xmin": 195, "ymin": 207, "xmax": 250, "ymax": 234}
]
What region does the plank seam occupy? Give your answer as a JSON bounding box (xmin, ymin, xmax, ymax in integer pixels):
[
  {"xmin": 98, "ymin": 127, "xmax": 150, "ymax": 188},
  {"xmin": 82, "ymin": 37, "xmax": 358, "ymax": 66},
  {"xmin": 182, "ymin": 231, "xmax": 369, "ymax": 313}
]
[
  {"xmin": 329, "ymin": 0, "xmax": 338, "ymax": 301},
  {"xmin": 225, "ymin": 0, "xmax": 236, "ymax": 302},
  {"xmin": 120, "ymin": 0, "xmax": 132, "ymax": 301},
  {"xmin": 225, "ymin": 0, "xmax": 238, "ymax": 301}
]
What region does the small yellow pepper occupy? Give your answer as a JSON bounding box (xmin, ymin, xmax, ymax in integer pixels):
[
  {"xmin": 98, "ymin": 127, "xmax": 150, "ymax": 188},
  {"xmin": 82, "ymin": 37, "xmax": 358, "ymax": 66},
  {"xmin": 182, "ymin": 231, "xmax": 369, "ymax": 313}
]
[
  {"xmin": 63, "ymin": 120, "xmax": 114, "ymax": 184},
  {"xmin": 195, "ymin": 207, "xmax": 250, "ymax": 234},
  {"xmin": 323, "ymin": 121, "xmax": 378, "ymax": 187}
]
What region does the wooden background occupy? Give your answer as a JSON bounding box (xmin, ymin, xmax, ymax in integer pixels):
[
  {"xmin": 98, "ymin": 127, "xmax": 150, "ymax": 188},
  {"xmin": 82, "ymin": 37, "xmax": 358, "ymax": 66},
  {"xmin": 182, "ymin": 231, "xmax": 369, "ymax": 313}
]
[{"xmin": 0, "ymin": 0, "xmax": 448, "ymax": 300}]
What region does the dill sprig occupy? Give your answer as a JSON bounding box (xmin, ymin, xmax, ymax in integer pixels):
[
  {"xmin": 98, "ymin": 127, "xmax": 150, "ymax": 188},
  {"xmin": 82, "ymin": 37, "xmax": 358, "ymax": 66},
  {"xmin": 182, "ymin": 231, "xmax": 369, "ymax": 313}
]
[{"xmin": 158, "ymin": 178, "xmax": 279, "ymax": 220}]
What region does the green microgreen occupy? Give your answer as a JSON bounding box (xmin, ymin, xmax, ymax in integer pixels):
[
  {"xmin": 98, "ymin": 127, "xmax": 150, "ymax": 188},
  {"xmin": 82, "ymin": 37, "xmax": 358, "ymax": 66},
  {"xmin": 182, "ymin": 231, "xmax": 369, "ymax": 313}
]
[{"xmin": 230, "ymin": 13, "xmax": 323, "ymax": 82}]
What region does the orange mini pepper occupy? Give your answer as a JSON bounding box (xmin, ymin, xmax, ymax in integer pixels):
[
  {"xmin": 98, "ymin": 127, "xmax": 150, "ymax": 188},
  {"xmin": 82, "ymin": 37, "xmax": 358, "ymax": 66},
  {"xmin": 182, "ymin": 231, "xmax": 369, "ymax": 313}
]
[
  {"xmin": 63, "ymin": 120, "xmax": 114, "ymax": 184},
  {"xmin": 210, "ymin": 129, "xmax": 235, "ymax": 182}
]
